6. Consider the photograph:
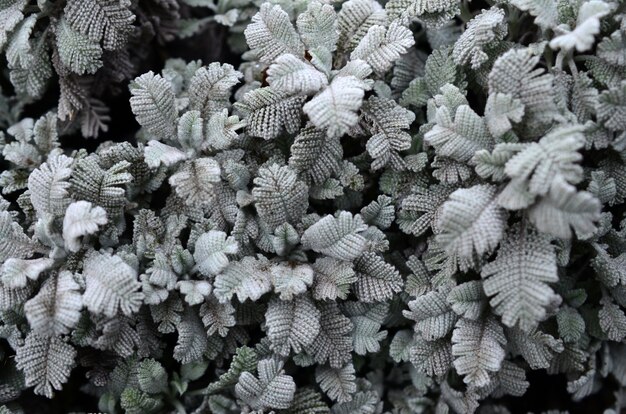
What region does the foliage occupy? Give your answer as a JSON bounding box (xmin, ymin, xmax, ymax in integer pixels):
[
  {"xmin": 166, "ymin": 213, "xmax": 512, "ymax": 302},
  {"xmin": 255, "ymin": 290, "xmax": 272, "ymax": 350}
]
[{"xmin": 1, "ymin": 0, "xmax": 626, "ymax": 413}]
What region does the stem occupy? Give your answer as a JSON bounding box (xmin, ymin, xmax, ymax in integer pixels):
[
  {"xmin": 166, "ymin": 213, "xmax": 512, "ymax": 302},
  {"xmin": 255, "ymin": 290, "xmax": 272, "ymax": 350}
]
[{"xmin": 170, "ymin": 398, "xmax": 187, "ymax": 414}]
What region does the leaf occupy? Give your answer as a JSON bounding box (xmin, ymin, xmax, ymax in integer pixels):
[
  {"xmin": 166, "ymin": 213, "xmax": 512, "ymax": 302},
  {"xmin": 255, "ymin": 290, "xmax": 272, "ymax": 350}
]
[
  {"xmin": 508, "ymin": 328, "xmax": 563, "ymax": 369},
  {"xmin": 446, "ymin": 281, "xmax": 486, "ymax": 320},
  {"xmin": 307, "ymin": 302, "xmax": 353, "ymax": 368},
  {"xmin": 265, "ymin": 295, "xmax": 321, "ymax": 356},
  {"xmin": 315, "ymin": 363, "xmax": 356, "ymax": 403},
  {"xmin": 194, "ymin": 230, "xmax": 238, "ymax": 277},
  {"xmin": 425, "ymin": 104, "xmax": 492, "ymax": 163},
  {"xmin": 599, "ymin": 299, "xmax": 626, "ymax": 342},
  {"xmin": 0, "ymin": 211, "xmax": 39, "ymax": 262},
  {"xmin": 288, "ymin": 125, "xmax": 343, "ymax": 186},
  {"xmin": 213, "ymin": 256, "xmax": 273, "ymax": 303},
  {"xmin": 235, "ymin": 358, "xmax": 296, "ymax": 410},
  {"xmin": 409, "ymin": 336, "xmax": 452, "ymax": 377},
  {"xmin": 15, "ymin": 333, "xmax": 76, "ymax": 398},
  {"xmin": 337, "ymin": 0, "xmax": 387, "ymax": 53},
  {"xmin": 188, "ymin": 63, "xmax": 242, "ymax": 118},
  {"xmin": 235, "ymin": 87, "xmax": 306, "ymax": 140},
  {"xmin": 510, "ymin": 0, "xmax": 558, "ymax": 30},
  {"xmin": 200, "ymin": 296, "xmax": 235, "ymax": 337},
  {"xmin": 62, "ymin": 201, "xmax": 108, "ymax": 252},
  {"xmin": 352, "ymin": 252, "xmax": 403, "ymax": 302},
  {"xmin": 311, "ymin": 257, "xmax": 357, "ymax": 301},
  {"xmin": 143, "ymin": 140, "xmax": 187, "ymax": 169},
  {"xmin": 169, "ymin": 158, "xmax": 221, "ymax": 208},
  {"xmin": 270, "ymin": 263, "xmax": 314, "ymax": 300},
  {"xmin": 252, "ymin": 164, "xmax": 309, "ymax": 231},
  {"xmin": 174, "ymin": 308, "xmax": 208, "ymax": 364},
  {"xmin": 484, "ymin": 93, "xmax": 525, "ymax": 138},
  {"xmin": 436, "ymin": 184, "xmax": 507, "ymax": 260},
  {"xmin": 549, "ymin": 1, "xmax": 611, "ymax": 52},
  {"xmin": 70, "ymin": 158, "xmax": 132, "ymax": 216},
  {"xmin": 556, "ymin": 306, "xmax": 585, "ymax": 343},
  {"xmin": 453, "ymin": 7, "xmax": 507, "ymax": 69},
  {"xmin": 303, "ymin": 75, "xmax": 370, "ymax": 139},
  {"xmin": 56, "ymin": 18, "xmax": 102, "ymax": 75},
  {"xmin": 296, "ymin": 1, "xmax": 338, "ymax": 52},
  {"xmin": 1, "ymin": 257, "xmax": 54, "ymax": 289},
  {"xmin": 129, "ymin": 71, "xmax": 177, "ymax": 139},
  {"xmin": 28, "ymin": 152, "xmax": 73, "ymax": 217},
  {"xmin": 0, "ymin": 0, "xmax": 27, "ymax": 51},
  {"xmin": 204, "ymin": 346, "xmax": 257, "ymax": 394},
  {"xmin": 137, "ymin": 359, "xmax": 168, "ymax": 394},
  {"xmin": 344, "ymin": 301, "xmax": 388, "ymax": 355},
  {"xmin": 351, "ymin": 21, "xmax": 415, "ymax": 74},
  {"xmin": 404, "ymin": 290, "xmax": 457, "ymax": 340},
  {"xmin": 397, "ymin": 184, "xmax": 454, "ymax": 237},
  {"xmin": 452, "ymin": 316, "xmax": 506, "ymax": 388},
  {"xmin": 500, "ymin": 125, "xmax": 586, "ymax": 206},
  {"xmin": 83, "ymin": 251, "xmax": 144, "ymax": 317},
  {"xmin": 362, "ymin": 96, "xmax": 414, "ymax": 170},
  {"xmin": 481, "ymin": 224, "xmax": 558, "ymax": 332},
  {"xmin": 528, "ymin": 184, "xmax": 601, "ymax": 239},
  {"xmin": 177, "ymin": 280, "xmax": 211, "ymax": 306},
  {"xmin": 24, "ymin": 271, "xmax": 82, "ymax": 337},
  {"xmin": 596, "ymin": 81, "xmax": 626, "ymax": 132},
  {"xmin": 360, "ymin": 195, "xmax": 395, "ymax": 229},
  {"xmin": 267, "ymin": 54, "xmax": 328, "ymax": 95},
  {"xmin": 64, "ymin": 0, "xmax": 135, "ymax": 50},
  {"xmin": 488, "ymin": 49, "xmax": 557, "ymax": 126},
  {"xmin": 301, "ymin": 212, "xmax": 368, "ymax": 261},
  {"xmin": 244, "ymin": 3, "xmax": 304, "ymax": 63}
]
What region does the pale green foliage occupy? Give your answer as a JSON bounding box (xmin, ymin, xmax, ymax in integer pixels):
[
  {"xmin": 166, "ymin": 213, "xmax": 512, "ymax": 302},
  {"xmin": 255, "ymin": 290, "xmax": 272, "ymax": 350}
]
[
  {"xmin": 56, "ymin": 19, "xmax": 102, "ymax": 75},
  {"xmin": 169, "ymin": 158, "xmax": 221, "ymax": 207},
  {"xmin": 351, "ymin": 21, "xmax": 415, "ymax": 74},
  {"xmin": 315, "ymin": 363, "xmax": 356, "ymax": 403},
  {"xmin": 1, "ymin": 0, "xmax": 626, "ymax": 411},
  {"xmin": 194, "ymin": 230, "xmax": 238, "ymax": 277},
  {"xmin": 265, "ymin": 295, "xmax": 320, "ymax": 356},
  {"xmin": 252, "ymin": 164, "xmax": 309, "ymax": 231},
  {"xmin": 451, "ymin": 316, "xmax": 506, "ymax": 388},
  {"xmin": 24, "ymin": 271, "xmax": 82, "ymax": 337},
  {"xmin": 481, "ymin": 224, "xmax": 558, "ymax": 332},
  {"xmin": 453, "ymin": 7, "xmax": 507, "ymax": 69},
  {"xmin": 244, "ymin": 3, "xmax": 304, "ymax": 63},
  {"xmin": 436, "ymin": 184, "xmax": 507, "ymax": 261},
  {"xmin": 130, "ymin": 72, "xmax": 177, "ymax": 139},
  {"xmin": 303, "ymin": 75, "xmax": 370, "ymax": 139},
  {"xmin": 83, "ymin": 251, "xmax": 144, "ymax": 317},
  {"xmin": 235, "ymin": 358, "xmax": 296, "ymax": 410},
  {"xmin": 301, "ymin": 212, "xmax": 368, "ymax": 261},
  {"xmin": 62, "ymin": 201, "xmax": 107, "ymax": 252},
  {"xmin": 15, "ymin": 333, "xmax": 76, "ymax": 398}
]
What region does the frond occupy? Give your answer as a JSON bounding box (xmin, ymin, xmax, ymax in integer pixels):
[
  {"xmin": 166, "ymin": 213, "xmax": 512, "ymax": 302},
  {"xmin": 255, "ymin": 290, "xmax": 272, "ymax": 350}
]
[
  {"xmin": 481, "ymin": 224, "xmax": 558, "ymax": 332},
  {"xmin": 24, "ymin": 271, "xmax": 82, "ymax": 337},
  {"xmin": 15, "ymin": 333, "xmax": 76, "ymax": 398},
  {"xmin": 301, "ymin": 212, "xmax": 368, "ymax": 261},
  {"xmin": 62, "ymin": 201, "xmax": 107, "ymax": 252},
  {"xmin": 235, "ymin": 357, "xmax": 296, "ymax": 410},
  {"xmin": 252, "ymin": 164, "xmax": 309, "ymax": 231},
  {"xmin": 244, "ymin": 3, "xmax": 304, "ymax": 63},
  {"xmin": 315, "ymin": 363, "xmax": 356, "ymax": 403},
  {"xmin": 436, "ymin": 184, "xmax": 508, "ymax": 261},
  {"xmin": 351, "ymin": 21, "xmax": 415, "ymax": 75},
  {"xmin": 451, "ymin": 316, "xmax": 506, "ymax": 388},
  {"xmin": 82, "ymin": 250, "xmax": 144, "ymax": 317},
  {"xmin": 265, "ymin": 295, "xmax": 321, "ymax": 356},
  {"xmin": 303, "ymin": 75, "xmax": 370, "ymax": 139},
  {"xmin": 129, "ymin": 71, "xmax": 177, "ymax": 139}
]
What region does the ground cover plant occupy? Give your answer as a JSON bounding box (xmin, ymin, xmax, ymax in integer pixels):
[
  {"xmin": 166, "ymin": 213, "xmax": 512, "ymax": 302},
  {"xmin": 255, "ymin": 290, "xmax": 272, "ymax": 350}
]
[{"xmin": 0, "ymin": 0, "xmax": 626, "ymax": 413}]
